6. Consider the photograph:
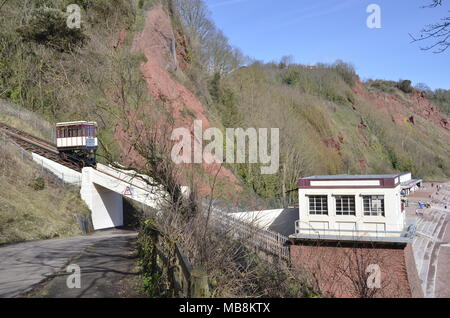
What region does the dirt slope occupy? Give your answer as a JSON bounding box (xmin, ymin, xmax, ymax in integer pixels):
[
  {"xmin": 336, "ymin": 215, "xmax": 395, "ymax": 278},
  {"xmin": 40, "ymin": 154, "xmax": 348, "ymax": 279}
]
[
  {"xmin": 114, "ymin": 4, "xmax": 239, "ymax": 195},
  {"xmin": 354, "ymin": 80, "xmax": 449, "ymax": 130}
]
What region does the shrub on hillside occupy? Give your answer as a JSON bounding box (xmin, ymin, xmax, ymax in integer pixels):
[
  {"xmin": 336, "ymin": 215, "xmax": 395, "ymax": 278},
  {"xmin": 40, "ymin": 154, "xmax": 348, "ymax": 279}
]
[
  {"xmin": 282, "ymin": 70, "xmax": 300, "ymax": 85},
  {"xmin": 397, "ymin": 80, "xmax": 413, "ymax": 94},
  {"xmin": 208, "ymin": 72, "xmax": 241, "ymax": 126},
  {"xmin": 29, "ymin": 176, "xmax": 45, "ymax": 191},
  {"xmin": 332, "ymin": 60, "xmax": 357, "ymax": 87},
  {"xmin": 429, "ymin": 89, "xmax": 450, "ymax": 116},
  {"xmin": 17, "ymin": 7, "xmax": 87, "ymax": 52}
]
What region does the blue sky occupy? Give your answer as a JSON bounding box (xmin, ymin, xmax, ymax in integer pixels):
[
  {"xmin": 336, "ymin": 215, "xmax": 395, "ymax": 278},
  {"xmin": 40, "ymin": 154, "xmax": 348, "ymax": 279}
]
[{"xmin": 205, "ymin": 0, "xmax": 450, "ymax": 89}]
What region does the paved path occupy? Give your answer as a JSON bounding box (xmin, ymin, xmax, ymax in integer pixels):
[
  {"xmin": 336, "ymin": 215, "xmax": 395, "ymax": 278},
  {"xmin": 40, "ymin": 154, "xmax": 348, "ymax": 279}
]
[
  {"xmin": 0, "ymin": 230, "xmax": 138, "ymax": 298},
  {"xmin": 29, "ymin": 233, "xmax": 143, "ymax": 298},
  {"xmin": 434, "ymin": 209, "xmax": 450, "ymax": 298}
]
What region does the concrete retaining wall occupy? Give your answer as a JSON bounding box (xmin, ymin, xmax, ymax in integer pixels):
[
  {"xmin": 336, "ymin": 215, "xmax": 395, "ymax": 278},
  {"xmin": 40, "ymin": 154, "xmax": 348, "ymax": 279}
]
[
  {"xmin": 31, "ymin": 153, "xmax": 81, "ymax": 185},
  {"xmin": 230, "ymin": 208, "xmax": 298, "ymax": 236}
]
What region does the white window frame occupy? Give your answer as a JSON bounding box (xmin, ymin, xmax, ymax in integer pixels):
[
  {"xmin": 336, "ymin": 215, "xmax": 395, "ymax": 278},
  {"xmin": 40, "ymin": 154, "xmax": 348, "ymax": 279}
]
[
  {"xmin": 363, "ymin": 195, "xmax": 385, "ymax": 217},
  {"xmin": 335, "ymin": 195, "xmax": 356, "ymax": 216},
  {"xmin": 308, "ymin": 195, "xmax": 328, "ymax": 215}
]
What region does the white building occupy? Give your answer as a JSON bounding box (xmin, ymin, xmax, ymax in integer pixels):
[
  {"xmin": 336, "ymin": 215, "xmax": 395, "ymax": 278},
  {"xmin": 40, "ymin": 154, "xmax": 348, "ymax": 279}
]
[{"xmin": 291, "ymin": 173, "xmax": 419, "ymax": 243}]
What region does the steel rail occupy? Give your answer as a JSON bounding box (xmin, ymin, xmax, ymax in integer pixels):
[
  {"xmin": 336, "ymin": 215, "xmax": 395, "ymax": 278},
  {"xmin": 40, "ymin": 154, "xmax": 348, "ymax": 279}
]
[{"xmin": 0, "ymin": 122, "xmax": 82, "ymax": 172}]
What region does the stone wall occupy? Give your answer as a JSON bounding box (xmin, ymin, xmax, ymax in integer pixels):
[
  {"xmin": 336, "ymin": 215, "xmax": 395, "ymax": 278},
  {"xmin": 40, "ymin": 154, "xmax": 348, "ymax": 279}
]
[{"xmin": 290, "ymin": 241, "xmax": 413, "ymax": 298}]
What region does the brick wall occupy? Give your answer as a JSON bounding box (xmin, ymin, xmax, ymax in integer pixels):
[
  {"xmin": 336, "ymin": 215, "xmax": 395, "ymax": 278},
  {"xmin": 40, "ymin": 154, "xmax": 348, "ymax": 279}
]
[{"xmin": 290, "ymin": 241, "xmax": 412, "ymax": 298}]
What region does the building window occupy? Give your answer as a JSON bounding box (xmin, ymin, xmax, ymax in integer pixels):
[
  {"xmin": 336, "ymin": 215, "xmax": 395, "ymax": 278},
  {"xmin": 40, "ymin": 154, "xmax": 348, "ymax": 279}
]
[
  {"xmin": 335, "ymin": 195, "xmax": 356, "ymax": 215},
  {"xmin": 363, "ymin": 195, "xmax": 385, "ymax": 216},
  {"xmin": 308, "ymin": 195, "xmax": 328, "ymax": 215}
]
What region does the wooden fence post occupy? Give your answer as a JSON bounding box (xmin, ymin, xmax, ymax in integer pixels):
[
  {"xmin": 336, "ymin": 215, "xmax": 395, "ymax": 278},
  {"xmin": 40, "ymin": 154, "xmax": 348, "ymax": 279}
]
[{"xmin": 190, "ymin": 268, "xmax": 210, "ymax": 298}]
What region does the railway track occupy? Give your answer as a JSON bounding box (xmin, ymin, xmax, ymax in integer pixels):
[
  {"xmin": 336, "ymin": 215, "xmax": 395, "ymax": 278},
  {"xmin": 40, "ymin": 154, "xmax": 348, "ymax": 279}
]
[{"xmin": 0, "ymin": 122, "xmax": 83, "ymax": 172}]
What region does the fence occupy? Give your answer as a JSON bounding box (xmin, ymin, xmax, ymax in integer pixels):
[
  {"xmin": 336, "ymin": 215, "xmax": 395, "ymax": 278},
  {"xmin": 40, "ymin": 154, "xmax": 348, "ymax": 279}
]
[
  {"xmin": 1, "ymin": 132, "xmax": 81, "ymax": 187},
  {"xmin": 149, "ymin": 228, "xmax": 210, "ymax": 298},
  {"xmin": 0, "ymin": 99, "xmax": 55, "ymax": 141},
  {"xmin": 209, "ymin": 208, "xmax": 290, "ymax": 262}
]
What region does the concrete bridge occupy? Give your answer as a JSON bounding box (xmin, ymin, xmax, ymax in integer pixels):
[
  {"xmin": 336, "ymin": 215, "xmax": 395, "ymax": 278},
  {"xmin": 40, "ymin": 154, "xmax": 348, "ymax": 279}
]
[
  {"xmin": 31, "ymin": 152, "xmax": 184, "ymax": 230},
  {"xmin": 80, "ymin": 164, "xmax": 167, "ymax": 230}
]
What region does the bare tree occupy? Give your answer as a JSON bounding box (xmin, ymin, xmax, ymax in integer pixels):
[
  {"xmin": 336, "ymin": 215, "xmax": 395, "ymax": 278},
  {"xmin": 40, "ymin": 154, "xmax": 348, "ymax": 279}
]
[
  {"xmin": 292, "ymin": 240, "xmax": 406, "ymax": 298},
  {"xmin": 410, "ymin": 0, "xmax": 450, "ymax": 53},
  {"xmin": 279, "ymin": 55, "xmax": 294, "ymax": 69},
  {"xmin": 174, "ymin": 0, "xmax": 245, "ymax": 74}
]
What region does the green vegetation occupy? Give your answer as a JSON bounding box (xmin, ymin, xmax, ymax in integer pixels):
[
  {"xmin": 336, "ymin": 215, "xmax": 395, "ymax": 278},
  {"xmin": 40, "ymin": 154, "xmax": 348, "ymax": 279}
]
[
  {"xmin": 28, "ymin": 176, "xmax": 46, "ymax": 191},
  {"xmin": 0, "ymin": 0, "xmax": 148, "ymax": 160},
  {"xmin": 170, "ymin": 0, "xmax": 450, "ymax": 198},
  {"xmin": 17, "ymin": 6, "xmax": 87, "ymax": 52},
  {"xmin": 0, "ymin": 99, "xmax": 55, "ymax": 141},
  {"xmin": 0, "ymin": 138, "xmax": 89, "ymax": 245},
  {"xmin": 397, "ymin": 80, "xmax": 413, "ymax": 94},
  {"xmin": 364, "ymin": 79, "xmax": 399, "ymax": 94},
  {"xmin": 0, "ymin": 0, "xmax": 448, "ymax": 206},
  {"xmin": 429, "ymin": 89, "xmax": 450, "ymax": 116},
  {"xmin": 0, "ymin": 0, "xmax": 448, "ymax": 298},
  {"xmin": 206, "ymin": 62, "xmax": 450, "ymax": 197},
  {"xmin": 0, "ymin": 0, "xmax": 143, "ymax": 244}
]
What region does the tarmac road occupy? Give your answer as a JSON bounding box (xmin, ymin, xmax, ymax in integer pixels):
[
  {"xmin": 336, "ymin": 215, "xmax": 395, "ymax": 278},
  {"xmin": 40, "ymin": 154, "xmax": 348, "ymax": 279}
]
[{"xmin": 0, "ymin": 230, "xmax": 138, "ymax": 298}]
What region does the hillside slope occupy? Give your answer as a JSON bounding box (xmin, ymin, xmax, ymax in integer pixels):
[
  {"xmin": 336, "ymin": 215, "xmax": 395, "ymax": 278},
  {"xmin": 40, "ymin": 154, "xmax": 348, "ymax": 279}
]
[
  {"xmin": 0, "ymin": 141, "xmax": 88, "ymax": 245},
  {"xmin": 215, "ymin": 63, "xmax": 450, "ymax": 197},
  {"xmin": 0, "ymin": 100, "xmax": 90, "ymax": 245},
  {"xmin": 0, "ymin": 0, "xmax": 448, "ymax": 204}
]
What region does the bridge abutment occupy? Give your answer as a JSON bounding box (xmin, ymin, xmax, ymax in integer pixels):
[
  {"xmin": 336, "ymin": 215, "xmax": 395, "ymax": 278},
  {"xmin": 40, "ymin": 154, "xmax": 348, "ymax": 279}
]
[{"xmin": 81, "ymin": 167, "xmax": 124, "ymax": 230}]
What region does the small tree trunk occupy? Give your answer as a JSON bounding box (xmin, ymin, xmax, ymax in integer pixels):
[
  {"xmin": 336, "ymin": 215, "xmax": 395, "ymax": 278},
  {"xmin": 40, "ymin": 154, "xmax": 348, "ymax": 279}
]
[{"xmin": 190, "ymin": 268, "xmax": 210, "ymax": 298}]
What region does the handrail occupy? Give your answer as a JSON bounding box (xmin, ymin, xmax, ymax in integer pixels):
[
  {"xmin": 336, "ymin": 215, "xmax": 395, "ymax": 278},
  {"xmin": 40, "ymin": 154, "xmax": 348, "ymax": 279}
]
[
  {"xmin": 294, "ymin": 220, "xmax": 415, "ymax": 236},
  {"xmin": 210, "ymin": 208, "xmax": 290, "ymax": 261}
]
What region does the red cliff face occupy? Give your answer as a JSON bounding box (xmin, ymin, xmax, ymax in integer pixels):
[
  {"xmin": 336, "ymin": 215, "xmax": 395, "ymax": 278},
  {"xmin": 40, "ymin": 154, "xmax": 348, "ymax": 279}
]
[
  {"xmin": 353, "ymin": 80, "xmax": 449, "ymax": 131},
  {"xmin": 113, "ymin": 4, "xmax": 239, "ymax": 195}
]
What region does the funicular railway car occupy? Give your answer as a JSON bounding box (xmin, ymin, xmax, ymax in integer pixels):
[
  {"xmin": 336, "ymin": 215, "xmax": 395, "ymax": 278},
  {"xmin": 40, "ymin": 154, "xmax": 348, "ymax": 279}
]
[{"xmin": 56, "ymin": 121, "xmax": 98, "ymax": 167}]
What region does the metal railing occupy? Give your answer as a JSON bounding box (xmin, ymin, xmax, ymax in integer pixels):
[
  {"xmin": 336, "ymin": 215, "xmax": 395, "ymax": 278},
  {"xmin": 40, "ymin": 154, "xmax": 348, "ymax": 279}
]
[
  {"xmin": 0, "ymin": 133, "xmax": 81, "ymax": 186},
  {"xmin": 294, "ymin": 220, "xmax": 416, "ymax": 242},
  {"xmin": 0, "ymin": 99, "xmax": 55, "ymax": 141}
]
